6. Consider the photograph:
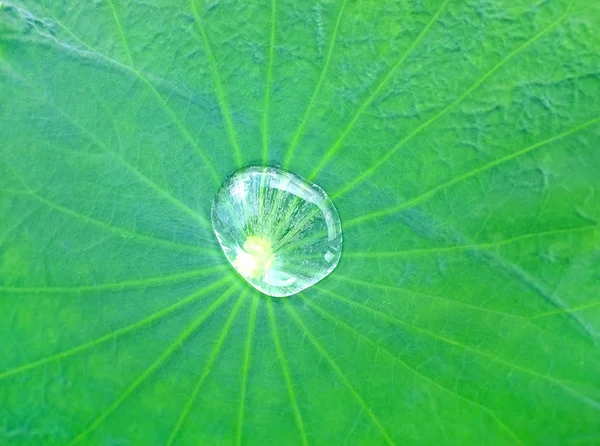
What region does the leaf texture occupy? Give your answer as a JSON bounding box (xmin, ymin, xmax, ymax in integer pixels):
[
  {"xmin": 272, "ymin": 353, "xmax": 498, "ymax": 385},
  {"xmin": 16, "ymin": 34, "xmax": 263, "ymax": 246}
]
[{"xmin": 1, "ymin": 0, "xmax": 599, "ymax": 444}]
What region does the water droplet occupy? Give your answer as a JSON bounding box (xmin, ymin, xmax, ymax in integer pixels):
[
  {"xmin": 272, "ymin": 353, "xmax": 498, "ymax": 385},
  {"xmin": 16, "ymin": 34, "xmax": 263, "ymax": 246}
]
[{"xmin": 211, "ymin": 165, "xmax": 342, "ymax": 297}]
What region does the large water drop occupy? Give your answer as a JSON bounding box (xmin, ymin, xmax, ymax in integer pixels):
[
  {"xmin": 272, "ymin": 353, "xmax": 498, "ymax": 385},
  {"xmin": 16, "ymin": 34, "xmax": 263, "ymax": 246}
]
[{"xmin": 211, "ymin": 165, "xmax": 342, "ymax": 297}]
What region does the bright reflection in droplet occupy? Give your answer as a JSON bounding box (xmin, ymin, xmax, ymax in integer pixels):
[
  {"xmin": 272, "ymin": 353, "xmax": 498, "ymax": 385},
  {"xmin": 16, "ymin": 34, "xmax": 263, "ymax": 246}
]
[{"xmin": 211, "ymin": 165, "xmax": 343, "ymax": 297}]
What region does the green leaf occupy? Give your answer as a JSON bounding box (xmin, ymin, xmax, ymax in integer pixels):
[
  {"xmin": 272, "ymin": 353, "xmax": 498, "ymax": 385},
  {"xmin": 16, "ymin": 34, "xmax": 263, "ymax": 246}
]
[{"xmin": 1, "ymin": 0, "xmax": 599, "ymax": 444}]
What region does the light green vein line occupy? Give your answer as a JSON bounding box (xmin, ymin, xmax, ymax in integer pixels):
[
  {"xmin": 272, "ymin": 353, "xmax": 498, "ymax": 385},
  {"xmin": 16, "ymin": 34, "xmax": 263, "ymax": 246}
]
[
  {"xmin": 266, "ymin": 299, "xmax": 308, "ymax": 446},
  {"xmin": 39, "ymin": 1, "xmax": 221, "ymax": 186},
  {"xmin": 282, "ymin": 0, "xmax": 348, "ymax": 169},
  {"xmin": 9, "ymin": 56, "xmax": 213, "ymax": 230},
  {"xmin": 0, "ymin": 265, "xmax": 227, "ymax": 294},
  {"xmin": 531, "ymin": 301, "xmax": 600, "ymax": 320},
  {"xmin": 3, "ymin": 166, "xmax": 214, "ymax": 253},
  {"xmin": 304, "ymin": 294, "xmax": 524, "ymax": 446},
  {"xmin": 0, "ymin": 202, "xmax": 35, "ymax": 247},
  {"xmin": 346, "ymin": 115, "xmax": 600, "ymax": 227},
  {"xmin": 0, "ymin": 187, "xmax": 29, "ymax": 194},
  {"xmin": 105, "ymin": 0, "xmax": 220, "ymax": 185},
  {"xmin": 332, "ymin": 275, "xmax": 527, "ymax": 320},
  {"xmin": 236, "ymin": 292, "xmax": 260, "ymax": 446},
  {"xmin": 281, "ymin": 115, "xmax": 600, "ymax": 249},
  {"xmin": 323, "ymin": 272, "xmax": 596, "ymax": 363},
  {"xmin": 307, "ymin": 0, "xmax": 451, "ymax": 181},
  {"xmin": 67, "ymin": 283, "xmax": 238, "ymax": 446},
  {"xmin": 331, "ymin": 5, "xmax": 573, "ymax": 199},
  {"xmin": 166, "ymin": 289, "xmax": 248, "ymax": 446},
  {"xmin": 343, "ymin": 224, "xmax": 600, "ymax": 258},
  {"xmin": 321, "ymin": 286, "xmax": 600, "ymax": 412},
  {"xmin": 20, "ymin": 189, "xmax": 215, "ymax": 254},
  {"xmin": 62, "ymin": 103, "xmax": 212, "ymax": 228},
  {"xmin": 106, "ymin": 0, "xmax": 134, "ymax": 66},
  {"xmin": 262, "ymin": 0, "xmax": 276, "ymax": 164},
  {"xmin": 137, "ymin": 77, "xmax": 221, "ymax": 185},
  {"xmin": 68, "ymin": 105, "xmax": 211, "ymax": 228},
  {"xmin": 283, "ymin": 300, "xmax": 395, "ymax": 446},
  {"xmin": 189, "ymin": 0, "xmax": 243, "ymax": 167},
  {"xmin": 332, "ymin": 270, "xmax": 600, "ymax": 354},
  {"xmin": 0, "ymin": 277, "xmax": 231, "ymax": 381}
]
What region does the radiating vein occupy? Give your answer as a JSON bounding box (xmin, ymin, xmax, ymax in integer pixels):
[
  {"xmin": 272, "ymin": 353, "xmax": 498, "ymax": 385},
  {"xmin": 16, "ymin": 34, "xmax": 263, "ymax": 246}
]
[
  {"xmin": 0, "ymin": 264, "xmax": 226, "ymax": 294},
  {"xmin": 304, "ymin": 294, "xmax": 524, "ymax": 445},
  {"xmin": 332, "ymin": 275, "xmax": 528, "ymax": 320},
  {"xmin": 0, "ymin": 277, "xmax": 231, "ymax": 381},
  {"xmin": 284, "ymin": 300, "xmax": 395, "ymax": 445},
  {"xmin": 8, "ymin": 58, "xmax": 214, "ymax": 230},
  {"xmin": 236, "ymin": 293, "xmax": 260, "ymax": 446},
  {"xmin": 38, "ymin": 1, "xmax": 221, "ymax": 185},
  {"xmin": 480, "ymin": 241, "xmax": 599, "ymax": 344},
  {"xmin": 59, "ymin": 102, "xmax": 212, "ymax": 229},
  {"xmin": 343, "ymin": 224, "xmax": 600, "ymax": 258},
  {"xmin": 346, "ymin": 115, "xmax": 600, "ymax": 227},
  {"xmin": 188, "ymin": 0, "xmax": 243, "ymax": 167},
  {"xmin": 262, "ymin": 0, "xmax": 277, "ymax": 164},
  {"xmin": 266, "ymin": 299, "xmax": 308, "ymax": 446},
  {"xmin": 331, "ymin": 5, "xmax": 574, "ymax": 199},
  {"xmin": 322, "ymin": 286, "xmax": 600, "ymax": 411},
  {"xmin": 283, "ymin": 115, "xmax": 599, "ymax": 251},
  {"xmin": 13, "ymin": 1, "xmax": 203, "ymax": 106},
  {"xmin": 166, "ymin": 290, "xmax": 247, "ymax": 446},
  {"xmin": 66, "ymin": 283, "xmax": 237, "ymax": 446},
  {"xmin": 531, "ymin": 301, "xmax": 600, "ymax": 320},
  {"xmin": 106, "ymin": 0, "xmax": 134, "ymax": 65},
  {"xmin": 8, "ymin": 186, "xmax": 215, "ymax": 255},
  {"xmin": 282, "ymin": 0, "xmax": 348, "ymax": 169},
  {"xmin": 307, "ymin": 0, "xmax": 451, "ymax": 181}
]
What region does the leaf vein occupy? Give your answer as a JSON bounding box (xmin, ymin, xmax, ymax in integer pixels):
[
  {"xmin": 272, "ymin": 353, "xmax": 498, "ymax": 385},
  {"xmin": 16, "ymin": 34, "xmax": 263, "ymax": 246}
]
[
  {"xmin": 347, "ymin": 116, "xmax": 600, "ymax": 227},
  {"xmin": 236, "ymin": 293, "xmax": 261, "ymax": 446},
  {"xmin": 283, "ymin": 0, "xmax": 348, "ymax": 169},
  {"xmin": 321, "ymin": 286, "xmax": 600, "ymax": 412},
  {"xmin": 267, "ymin": 299, "xmax": 308, "ymax": 446},
  {"xmin": 284, "ymin": 300, "xmax": 396, "ymax": 445},
  {"xmin": 305, "ymin": 294, "xmax": 524, "ymax": 446},
  {"xmin": 166, "ymin": 289, "xmax": 247, "ymax": 446},
  {"xmin": 332, "ymin": 5, "xmax": 575, "ymax": 199},
  {"xmin": 0, "ymin": 278, "xmax": 231, "ymax": 382},
  {"xmin": 308, "ymin": 0, "xmax": 451, "ymax": 181},
  {"xmin": 189, "ymin": 0, "xmax": 243, "ymax": 167}
]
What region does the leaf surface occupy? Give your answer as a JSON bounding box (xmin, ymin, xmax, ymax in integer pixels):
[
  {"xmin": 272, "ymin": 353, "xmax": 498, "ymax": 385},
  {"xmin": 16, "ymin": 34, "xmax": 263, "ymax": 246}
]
[{"xmin": 1, "ymin": 0, "xmax": 600, "ymax": 444}]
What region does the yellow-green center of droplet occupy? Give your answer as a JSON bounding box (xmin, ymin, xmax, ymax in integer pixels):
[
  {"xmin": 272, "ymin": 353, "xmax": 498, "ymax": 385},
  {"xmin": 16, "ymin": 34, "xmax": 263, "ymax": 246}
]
[{"xmin": 232, "ymin": 236, "xmax": 275, "ymax": 279}]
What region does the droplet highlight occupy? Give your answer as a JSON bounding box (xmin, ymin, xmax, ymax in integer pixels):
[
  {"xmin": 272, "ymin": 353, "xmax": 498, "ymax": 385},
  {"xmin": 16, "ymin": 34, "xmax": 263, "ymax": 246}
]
[{"xmin": 211, "ymin": 165, "xmax": 342, "ymax": 297}]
